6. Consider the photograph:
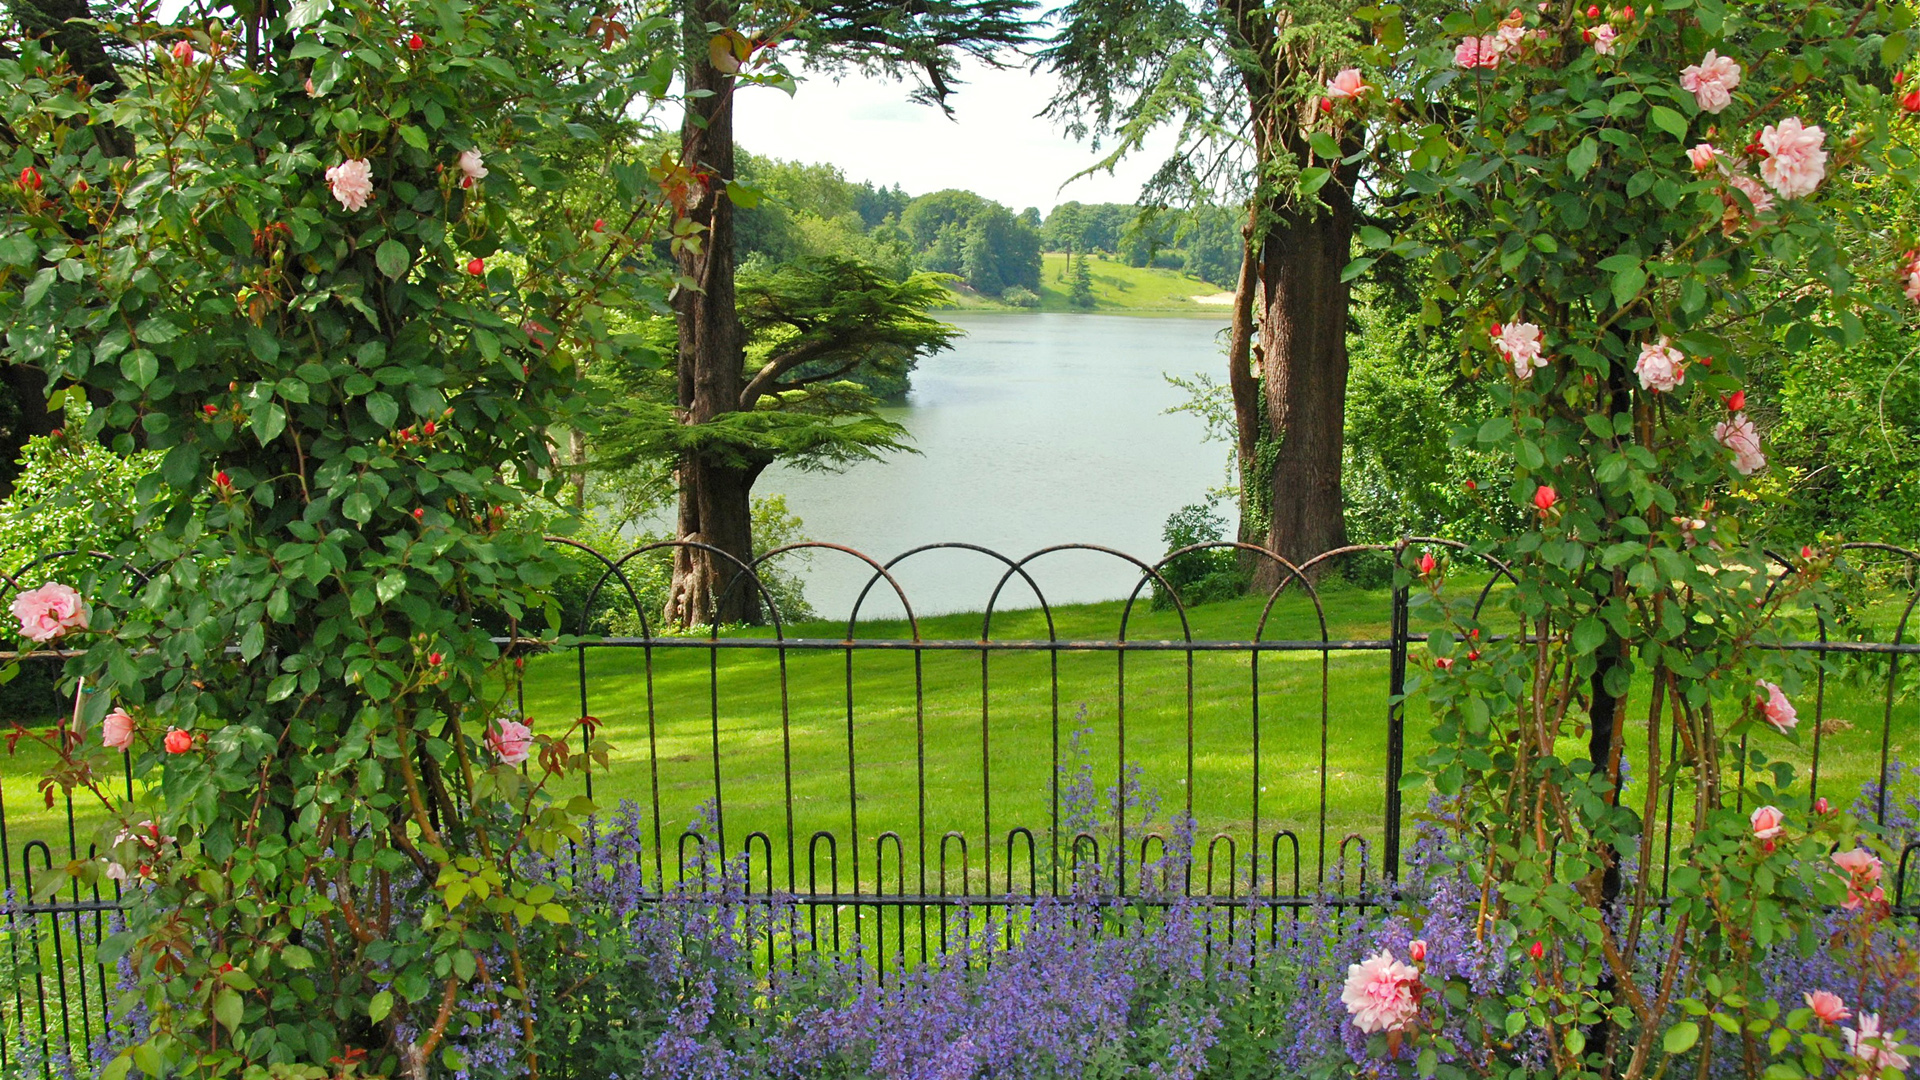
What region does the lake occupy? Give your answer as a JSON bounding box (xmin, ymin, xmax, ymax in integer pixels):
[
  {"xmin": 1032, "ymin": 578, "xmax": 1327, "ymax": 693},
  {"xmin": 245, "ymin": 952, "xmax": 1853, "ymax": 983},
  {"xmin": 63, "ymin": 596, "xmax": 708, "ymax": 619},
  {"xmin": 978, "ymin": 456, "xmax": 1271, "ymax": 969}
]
[{"xmin": 755, "ymin": 312, "xmax": 1235, "ymax": 621}]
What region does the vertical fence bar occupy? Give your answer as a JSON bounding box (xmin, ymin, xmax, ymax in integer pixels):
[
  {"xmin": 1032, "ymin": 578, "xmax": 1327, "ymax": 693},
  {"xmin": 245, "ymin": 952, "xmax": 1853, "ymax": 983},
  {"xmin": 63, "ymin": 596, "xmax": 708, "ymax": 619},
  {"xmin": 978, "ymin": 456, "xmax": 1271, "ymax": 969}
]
[{"xmin": 1383, "ymin": 566, "xmax": 1410, "ymax": 884}]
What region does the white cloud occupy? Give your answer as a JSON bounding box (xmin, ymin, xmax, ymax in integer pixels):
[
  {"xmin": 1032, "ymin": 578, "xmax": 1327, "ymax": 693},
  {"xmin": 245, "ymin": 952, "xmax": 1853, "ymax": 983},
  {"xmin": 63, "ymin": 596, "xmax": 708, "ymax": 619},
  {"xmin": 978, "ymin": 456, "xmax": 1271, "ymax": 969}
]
[{"xmin": 733, "ymin": 55, "xmax": 1173, "ymax": 214}]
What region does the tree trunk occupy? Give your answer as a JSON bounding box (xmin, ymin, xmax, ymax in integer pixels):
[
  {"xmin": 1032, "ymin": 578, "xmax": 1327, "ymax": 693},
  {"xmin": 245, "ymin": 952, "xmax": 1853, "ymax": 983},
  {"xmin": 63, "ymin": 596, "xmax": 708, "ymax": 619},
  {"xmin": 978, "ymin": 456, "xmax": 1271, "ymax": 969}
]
[
  {"xmin": 1253, "ymin": 178, "xmax": 1356, "ymax": 579},
  {"xmin": 1226, "ymin": 200, "xmax": 1262, "ymax": 547},
  {"xmin": 662, "ymin": 0, "xmax": 761, "ymax": 628}
]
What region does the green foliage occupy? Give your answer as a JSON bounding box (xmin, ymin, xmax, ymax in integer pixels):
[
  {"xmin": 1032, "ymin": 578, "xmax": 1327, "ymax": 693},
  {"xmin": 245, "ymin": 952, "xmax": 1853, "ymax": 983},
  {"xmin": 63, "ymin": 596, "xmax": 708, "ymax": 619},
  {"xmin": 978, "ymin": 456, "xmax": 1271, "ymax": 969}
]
[
  {"xmin": 901, "ymin": 188, "xmax": 1042, "ymax": 294},
  {"xmin": 1068, "ymin": 250, "xmax": 1096, "ymax": 309},
  {"xmin": 1152, "ymin": 500, "xmax": 1246, "ymax": 609},
  {"xmin": 0, "ymin": 0, "xmax": 678, "ymax": 1072}
]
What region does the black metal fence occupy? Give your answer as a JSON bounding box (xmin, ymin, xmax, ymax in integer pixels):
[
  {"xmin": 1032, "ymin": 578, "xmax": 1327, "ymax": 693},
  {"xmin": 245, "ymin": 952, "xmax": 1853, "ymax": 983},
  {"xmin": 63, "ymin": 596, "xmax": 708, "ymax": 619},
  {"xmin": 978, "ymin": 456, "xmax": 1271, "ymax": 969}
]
[{"xmin": 2, "ymin": 538, "xmax": 1917, "ymax": 1075}]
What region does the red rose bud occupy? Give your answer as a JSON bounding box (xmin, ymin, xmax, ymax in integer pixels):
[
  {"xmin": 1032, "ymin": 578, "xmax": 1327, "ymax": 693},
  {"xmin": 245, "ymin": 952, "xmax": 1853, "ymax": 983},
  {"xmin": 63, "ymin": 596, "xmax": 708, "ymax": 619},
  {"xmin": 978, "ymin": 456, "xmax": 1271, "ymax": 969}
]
[
  {"xmin": 408, "ymin": 32, "xmax": 425, "ymax": 49},
  {"xmin": 1318, "ymin": 98, "xmax": 1334, "ymax": 114},
  {"xmin": 413, "ymin": 507, "xmax": 425, "ymax": 521},
  {"xmin": 214, "ymin": 471, "xmax": 230, "ymax": 488},
  {"xmin": 592, "ymin": 218, "xmax": 606, "ymax": 232},
  {"xmin": 467, "ymin": 257, "xmax": 485, "ymax": 276},
  {"xmin": 203, "ymin": 404, "xmax": 219, "ymax": 415},
  {"xmin": 1467, "ymin": 649, "xmax": 1481, "ymax": 661},
  {"xmin": 423, "ymin": 420, "xmax": 436, "ymax": 435},
  {"xmin": 428, "ymin": 652, "xmax": 442, "ymax": 666},
  {"xmin": 1435, "ymin": 656, "xmax": 1454, "ymax": 670},
  {"xmin": 1621, "ymin": 4, "xmax": 1633, "ymax": 19},
  {"xmin": 19, "ymin": 166, "xmax": 42, "ymax": 191},
  {"xmin": 1726, "ymin": 390, "xmax": 1745, "ymax": 411},
  {"xmin": 1464, "ymin": 479, "xmax": 1478, "ymax": 491},
  {"xmin": 1585, "ymin": 3, "xmax": 1599, "ymax": 14},
  {"xmin": 1418, "ymin": 551, "xmax": 1437, "ymax": 577},
  {"xmin": 1582, "ymin": 28, "xmax": 1593, "ymax": 41},
  {"xmin": 1409, "ymin": 939, "xmax": 1427, "ymax": 962},
  {"xmin": 72, "ymin": 178, "xmax": 87, "ymax": 193},
  {"xmin": 1801, "ymin": 544, "xmax": 1814, "ymax": 559},
  {"xmin": 1529, "ymin": 941, "xmax": 1545, "ymax": 960},
  {"xmin": 1903, "ymin": 90, "xmax": 1920, "ymax": 114},
  {"xmin": 1815, "ymin": 796, "xmax": 1831, "ymax": 814},
  {"xmin": 1533, "ymin": 485, "xmax": 1558, "ymax": 512},
  {"xmin": 164, "ymin": 728, "xmax": 193, "ymax": 754}
]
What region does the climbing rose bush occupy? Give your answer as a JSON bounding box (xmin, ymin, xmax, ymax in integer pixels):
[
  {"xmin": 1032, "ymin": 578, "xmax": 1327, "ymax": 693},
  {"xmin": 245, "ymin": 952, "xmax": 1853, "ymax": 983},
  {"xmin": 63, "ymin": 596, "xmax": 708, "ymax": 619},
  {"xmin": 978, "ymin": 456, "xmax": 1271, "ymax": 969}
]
[
  {"xmin": 0, "ymin": 0, "xmax": 679, "ymax": 1074},
  {"xmin": 1322, "ymin": 0, "xmax": 1920, "ymax": 1073}
]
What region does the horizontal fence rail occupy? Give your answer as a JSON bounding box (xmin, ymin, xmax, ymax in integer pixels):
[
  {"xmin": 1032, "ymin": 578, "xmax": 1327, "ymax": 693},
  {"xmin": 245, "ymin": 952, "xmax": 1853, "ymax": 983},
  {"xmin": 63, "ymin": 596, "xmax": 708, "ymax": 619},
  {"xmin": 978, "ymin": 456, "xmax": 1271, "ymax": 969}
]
[{"xmin": 1, "ymin": 538, "xmax": 1916, "ymax": 1077}]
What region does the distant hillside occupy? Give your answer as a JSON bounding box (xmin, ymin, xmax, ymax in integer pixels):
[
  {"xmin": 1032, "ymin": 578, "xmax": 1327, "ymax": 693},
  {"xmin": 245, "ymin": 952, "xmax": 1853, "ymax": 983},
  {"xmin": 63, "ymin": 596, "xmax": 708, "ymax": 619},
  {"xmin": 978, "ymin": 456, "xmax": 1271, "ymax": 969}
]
[{"xmin": 937, "ymin": 253, "xmax": 1231, "ymax": 316}]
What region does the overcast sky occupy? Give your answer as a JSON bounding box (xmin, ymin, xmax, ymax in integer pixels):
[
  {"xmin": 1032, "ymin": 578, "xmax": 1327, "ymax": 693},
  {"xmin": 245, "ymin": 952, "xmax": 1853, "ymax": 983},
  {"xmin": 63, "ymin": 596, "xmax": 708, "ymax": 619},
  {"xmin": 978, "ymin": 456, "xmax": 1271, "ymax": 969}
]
[{"xmin": 732, "ymin": 55, "xmax": 1173, "ymax": 215}]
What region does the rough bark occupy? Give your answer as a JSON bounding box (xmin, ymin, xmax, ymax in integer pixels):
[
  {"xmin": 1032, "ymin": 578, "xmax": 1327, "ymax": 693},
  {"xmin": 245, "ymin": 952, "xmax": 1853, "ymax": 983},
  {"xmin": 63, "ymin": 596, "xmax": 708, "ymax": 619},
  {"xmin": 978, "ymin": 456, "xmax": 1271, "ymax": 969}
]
[
  {"xmin": 1226, "ymin": 200, "xmax": 1262, "ymax": 547},
  {"xmin": 1253, "ymin": 178, "xmax": 1356, "ymax": 577},
  {"xmin": 663, "ymin": 0, "xmax": 762, "ymax": 628}
]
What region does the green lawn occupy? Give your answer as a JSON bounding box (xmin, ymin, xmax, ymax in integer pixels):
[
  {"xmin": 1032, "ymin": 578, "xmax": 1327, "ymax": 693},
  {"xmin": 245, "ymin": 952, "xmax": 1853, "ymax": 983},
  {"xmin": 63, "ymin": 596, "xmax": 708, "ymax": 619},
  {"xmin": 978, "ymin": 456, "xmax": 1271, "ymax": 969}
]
[
  {"xmin": 4, "ymin": 578, "xmax": 1914, "ymax": 908},
  {"xmin": 939, "ymin": 252, "xmax": 1231, "ymax": 315}
]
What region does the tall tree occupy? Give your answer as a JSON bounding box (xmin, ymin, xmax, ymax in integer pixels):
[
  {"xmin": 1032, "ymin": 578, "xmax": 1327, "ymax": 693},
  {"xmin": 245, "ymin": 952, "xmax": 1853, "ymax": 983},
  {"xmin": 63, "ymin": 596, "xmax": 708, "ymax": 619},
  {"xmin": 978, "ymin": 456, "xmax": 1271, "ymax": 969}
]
[
  {"xmin": 1042, "ymin": 0, "xmax": 1367, "ymax": 575},
  {"xmin": 667, "ymin": 0, "xmax": 1029, "ymax": 626}
]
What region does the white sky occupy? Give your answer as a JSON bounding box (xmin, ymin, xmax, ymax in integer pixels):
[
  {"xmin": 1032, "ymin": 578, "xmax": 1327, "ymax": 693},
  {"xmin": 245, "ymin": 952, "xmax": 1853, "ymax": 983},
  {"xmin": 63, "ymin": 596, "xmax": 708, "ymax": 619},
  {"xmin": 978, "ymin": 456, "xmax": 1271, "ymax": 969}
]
[{"xmin": 733, "ymin": 55, "xmax": 1172, "ymax": 215}]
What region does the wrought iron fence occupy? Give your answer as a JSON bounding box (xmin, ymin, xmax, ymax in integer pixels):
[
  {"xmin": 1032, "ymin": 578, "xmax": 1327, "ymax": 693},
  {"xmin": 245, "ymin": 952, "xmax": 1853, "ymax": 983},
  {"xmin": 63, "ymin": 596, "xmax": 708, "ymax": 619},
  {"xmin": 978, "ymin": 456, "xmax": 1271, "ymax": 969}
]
[{"xmin": 1, "ymin": 538, "xmax": 1916, "ymax": 1076}]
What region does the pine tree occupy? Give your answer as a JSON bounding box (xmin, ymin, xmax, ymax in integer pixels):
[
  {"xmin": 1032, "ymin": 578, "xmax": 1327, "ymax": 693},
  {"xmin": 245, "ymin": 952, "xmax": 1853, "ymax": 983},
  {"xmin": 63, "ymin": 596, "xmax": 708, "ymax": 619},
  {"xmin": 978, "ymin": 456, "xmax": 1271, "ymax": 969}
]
[{"xmin": 1067, "ymin": 249, "xmax": 1095, "ymax": 309}]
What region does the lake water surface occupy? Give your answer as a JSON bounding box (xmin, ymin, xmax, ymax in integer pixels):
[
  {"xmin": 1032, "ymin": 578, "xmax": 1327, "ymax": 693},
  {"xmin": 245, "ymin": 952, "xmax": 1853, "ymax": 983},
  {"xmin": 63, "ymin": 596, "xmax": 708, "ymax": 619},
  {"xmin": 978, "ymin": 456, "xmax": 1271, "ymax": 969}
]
[{"xmin": 755, "ymin": 312, "xmax": 1234, "ymax": 620}]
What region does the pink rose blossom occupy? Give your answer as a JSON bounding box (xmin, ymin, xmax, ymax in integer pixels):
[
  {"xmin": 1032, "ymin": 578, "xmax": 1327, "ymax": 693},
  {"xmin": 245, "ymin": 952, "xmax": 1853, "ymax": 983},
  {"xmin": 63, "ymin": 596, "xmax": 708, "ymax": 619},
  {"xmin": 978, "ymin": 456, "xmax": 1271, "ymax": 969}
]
[
  {"xmin": 304, "ymin": 76, "xmax": 317, "ymax": 97},
  {"xmin": 1833, "ymin": 847, "xmax": 1888, "ymax": 911},
  {"xmin": 1408, "ymin": 939, "xmax": 1427, "ymax": 962},
  {"xmin": 1715, "ymin": 412, "xmax": 1766, "ymax": 475},
  {"xmin": 1491, "ymin": 321, "xmax": 1547, "ymax": 378},
  {"xmin": 1590, "ymin": 24, "xmax": 1617, "ymax": 54},
  {"xmin": 170, "ymin": 40, "xmax": 195, "ymax": 64},
  {"xmin": 163, "ymin": 728, "xmax": 193, "ymax": 754},
  {"xmin": 1634, "ymin": 337, "xmax": 1687, "ymax": 392},
  {"xmin": 325, "ymin": 158, "xmax": 374, "ymax": 212},
  {"xmin": 102, "ymin": 708, "xmax": 135, "ymax": 752},
  {"xmin": 1749, "ymin": 804, "xmax": 1784, "ymax": 840},
  {"xmin": 1455, "ymin": 36, "xmax": 1501, "ymax": 69},
  {"xmin": 1680, "ymin": 50, "xmax": 1741, "ymax": 113},
  {"xmin": 1806, "ymin": 991, "xmax": 1851, "ymax": 1024},
  {"xmin": 1905, "ymin": 254, "xmax": 1920, "ymax": 305},
  {"xmin": 12, "ymin": 582, "xmax": 87, "ymax": 642},
  {"xmin": 1727, "ymin": 173, "xmax": 1774, "ymax": 216},
  {"xmin": 1845, "ymin": 1014, "xmax": 1910, "ymax": 1074},
  {"xmin": 1341, "ymin": 949, "xmax": 1423, "ymax": 1033},
  {"xmin": 489, "ymin": 718, "xmax": 533, "ymax": 766},
  {"xmin": 1325, "ymin": 68, "xmax": 1371, "ymax": 99},
  {"xmin": 1493, "ymin": 21, "xmax": 1528, "ymax": 55},
  {"xmin": 1755, "ymin": 679, "xmax": 1796, "ymax": 732},
  {"xmin": 1687, "ymin": 143, "xmax": 1721, "ymax": 171},
  {"xmin": 1757, "ymin": 117, "xmax": 1827, "ymax": 199},
  {"xmin": 457, "ymin": 149, "xmax": 489, "ymax": 189}
]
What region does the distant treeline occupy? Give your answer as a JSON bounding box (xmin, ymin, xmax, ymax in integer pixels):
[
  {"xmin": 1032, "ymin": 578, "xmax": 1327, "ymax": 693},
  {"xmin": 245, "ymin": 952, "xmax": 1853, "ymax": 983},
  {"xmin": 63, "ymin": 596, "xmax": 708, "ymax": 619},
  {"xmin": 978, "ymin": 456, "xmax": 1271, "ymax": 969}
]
[{"xmin": 731, "ymin": 153, "xmax": 1239, "ymax": 304}]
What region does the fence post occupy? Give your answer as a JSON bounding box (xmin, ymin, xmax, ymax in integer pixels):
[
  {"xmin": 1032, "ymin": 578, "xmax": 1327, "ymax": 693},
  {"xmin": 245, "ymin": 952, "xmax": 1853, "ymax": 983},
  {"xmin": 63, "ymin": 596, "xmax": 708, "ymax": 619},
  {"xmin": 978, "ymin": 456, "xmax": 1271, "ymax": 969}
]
[{"xmin": 1383, "ymin": 552, "xmax": 1410, "ymax": 884}]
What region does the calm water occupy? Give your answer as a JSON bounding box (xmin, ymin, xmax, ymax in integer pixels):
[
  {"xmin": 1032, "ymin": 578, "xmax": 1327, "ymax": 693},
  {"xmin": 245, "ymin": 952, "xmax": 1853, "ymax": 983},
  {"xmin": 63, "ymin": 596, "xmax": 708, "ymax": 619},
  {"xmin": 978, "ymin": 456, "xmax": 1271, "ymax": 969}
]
[{"xmin": 756, "ymin": 312, "xmax": 1234, "ymax": 620}]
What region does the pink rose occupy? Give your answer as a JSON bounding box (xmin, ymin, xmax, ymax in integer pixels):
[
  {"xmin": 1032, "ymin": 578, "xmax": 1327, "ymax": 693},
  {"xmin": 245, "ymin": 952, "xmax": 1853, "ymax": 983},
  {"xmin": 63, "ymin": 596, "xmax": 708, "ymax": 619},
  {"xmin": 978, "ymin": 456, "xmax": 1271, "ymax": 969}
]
[
  {"xmin": 102, "ymin": 708, "xmax": 135, "ymax": 752},
  {"xmin": 1634, "ymin": 337, "xmax": 1686, "ymax": 392},
  {"xmin": 1325, "ymin": 68, "xmax": 1371, "ymax": 99},
  {"xmin": 457, "ymin": 149, "xmax": 489, "ymax": 189},
  {"xmin": 1408, "ymin": 939, "xmax": 1427, "ymax": 962},
  {"xmin": 1680, "ymin": 50, "xmax": 1741, "ymax": 113},
  {"xmin": 163, "ymin": 728, "xmax": 193, "ymax": 754},
  {"xmin": 304, "ymin": 77, "xmax": 317, "ymax": 97},
  {"xmin": 1749, "ymin": 804, "xmax": 1784, "ymax": 840},
  {"xmin": 1806, "ymin": 991, "xmax": 1851, "ymax": 1025},
  {"xmin": 1833, "ymin": 847, "xmax": 1884, "ymax": 883},
  {"xmin": 325, "ymin": 158, "xmax": 374, "ymax": 212},
  {"xmin": 1727, "ymin": 173, "xmax": 1774, "ymax": 216},
  {"xmin": 1590, "ymin": 24, "xmax": 1617, "ymax": 54},
  {"xmin": 1687, "ymin": 143, "xmax": 1720, "ymax": 171},
  {"xmin": 1489, "ymin": 320, "xmax": 1547, "ymax": 379},
  {"xmin": 12, "ymin": 582, "xmax": 87, "ymax": 642},
  {"xmin": 1906, "ymin": 254, "xmax": 1920, "ymax": 305},
  {"xmin": 488, "ymin": 718, "xmax": 533, "ymax": 766},
  {"xmin": 1845, "ymin": 1014, "xmax": 1910, "ymax": 1074},
  {"xmin": 170, "ymin": 40, "xmax": 195, "ymax": 64},
  {"xmin": 1455, "ymin": 36, "xmax": 1500, "ymax": 69},
  {"xmin": 1492, "ymin": 22, "xmax": 1528, "ymax": 55},
  {"xmin": 1757, "ymin": 117, "xmax": 1826, "ymax": 199},
  {"xmin": 1341, "ymin": 949, "xmax": 1422, "ymax": 1033},
  {"xmin": 1754, "ymin": 679, "xmax": 1796, "ymax": 732},
  {"xmin": 1715, "ymin": 413, "xmax": 1766, "ymax": 476}
]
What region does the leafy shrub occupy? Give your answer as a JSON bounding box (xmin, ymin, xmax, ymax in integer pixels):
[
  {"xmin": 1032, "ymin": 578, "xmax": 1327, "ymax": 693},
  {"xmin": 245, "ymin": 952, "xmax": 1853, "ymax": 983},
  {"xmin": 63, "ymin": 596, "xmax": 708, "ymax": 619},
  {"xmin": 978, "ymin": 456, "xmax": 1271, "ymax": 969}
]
[{"xmin": 1153, "ymin": 501, "xmax": 1246, "ymax": 610}]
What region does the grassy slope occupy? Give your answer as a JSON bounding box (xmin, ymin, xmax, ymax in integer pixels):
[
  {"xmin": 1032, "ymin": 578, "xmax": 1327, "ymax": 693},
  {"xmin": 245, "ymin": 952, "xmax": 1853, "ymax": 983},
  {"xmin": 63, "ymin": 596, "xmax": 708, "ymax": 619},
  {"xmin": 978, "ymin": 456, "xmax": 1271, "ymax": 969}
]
[
  {"xmin": 939, "ymin": 253, "xmax": 1230, "ymax": 316},
  {"xmin": 5, "ymin": 582, "xmax": 1913, "ymax": 898}
]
